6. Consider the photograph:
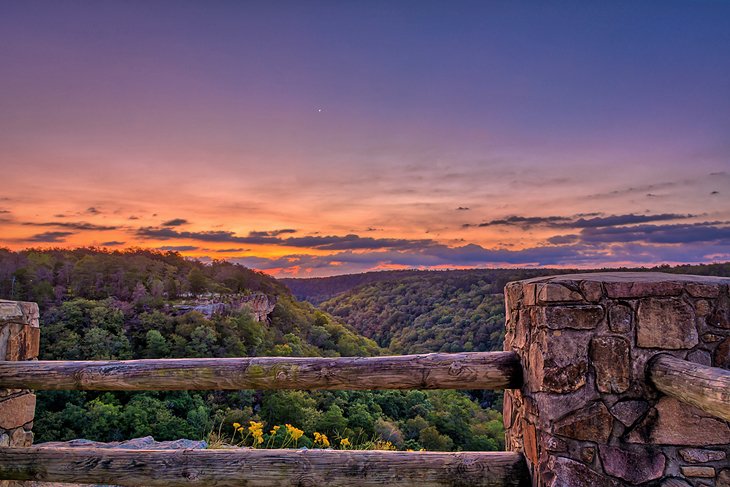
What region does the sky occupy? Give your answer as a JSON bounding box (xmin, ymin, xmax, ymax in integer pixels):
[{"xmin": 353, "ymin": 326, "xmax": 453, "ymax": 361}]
[{"xmin": 1, "ymin": 1, "xmax": 729, "ymax": 277}]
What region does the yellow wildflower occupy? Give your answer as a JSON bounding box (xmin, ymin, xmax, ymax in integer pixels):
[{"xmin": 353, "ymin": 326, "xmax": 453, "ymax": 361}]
[
  {"xmin": 248, "ymin": 421, "xmax": 265, "ymax": 447},
  {"xmin": 285, "ymin": 424, "xmax": 303, "ymax": 440},
  {"xmin": 270, "ymin": 425, "xmax": 281, "ymax": 435},
  {"xmin": 232, "ymin": 422, "xmax": 241, "ymax": 429},
  {"xmin": 313, "ymin": 432, "xmax": 330, "ymax": 448},
  {"xmin": 340, "ymin": 438, "xmax": 351, "ymax": 448},
  {"xmin": 372, "ymin": 440, "xmax": 396, "ymax": 451}
]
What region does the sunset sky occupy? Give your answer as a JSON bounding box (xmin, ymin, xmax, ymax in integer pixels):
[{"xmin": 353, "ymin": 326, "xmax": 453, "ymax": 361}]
[{"xmin": 1, "ymin": 1, "xmax": 729, "ymax": 276}]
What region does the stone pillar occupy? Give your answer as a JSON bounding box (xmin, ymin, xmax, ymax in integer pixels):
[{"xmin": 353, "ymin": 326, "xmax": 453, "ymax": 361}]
[
  {"xmin": 0, "ymin": 300, "xmax": 39, "ymax": 449},
  {"xmin": 504, "ymin": 273, "xmax": 730, "ymax": 487}
]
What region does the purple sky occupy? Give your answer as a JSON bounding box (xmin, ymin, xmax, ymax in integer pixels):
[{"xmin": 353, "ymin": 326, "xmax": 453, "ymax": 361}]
[{"xmin": 1, "ymin": 1, "xmax": 729, "ymax": 276}]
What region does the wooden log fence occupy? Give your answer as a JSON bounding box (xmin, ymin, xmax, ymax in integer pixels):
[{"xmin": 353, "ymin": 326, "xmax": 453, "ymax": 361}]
[
  {"xmin": 0, "ymin": 351, "xmax": 522, "ymax": 391},
  {"xmin": 649, "ymin": 353, "xmax": 730, "ymax": 422},
  {"xmin": 0, "ymin": 447, "xmax": 530, "ymax": 487}
]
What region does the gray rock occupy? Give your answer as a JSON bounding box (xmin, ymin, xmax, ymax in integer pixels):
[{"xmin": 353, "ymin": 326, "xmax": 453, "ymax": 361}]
[{"xmin": 36, "ymin": 435, "xmax": 207, "ymax": 450}]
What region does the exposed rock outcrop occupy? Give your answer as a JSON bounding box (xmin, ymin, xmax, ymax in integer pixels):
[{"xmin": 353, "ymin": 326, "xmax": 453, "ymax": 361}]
[{"xmin": 173, "ymin": 292, "xmax": 277, "ymax": 322}]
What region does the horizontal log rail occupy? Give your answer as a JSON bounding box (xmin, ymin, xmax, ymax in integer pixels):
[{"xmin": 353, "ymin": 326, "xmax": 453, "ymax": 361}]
[
  {"xmin": 0, "ymin": 351, "xmax": 522, "ymax": 391},
  {"xmin": 649, "ymin": 354, "xmax": 730, "ymax": 422},
  {"xmin": 0, "ymin": 447, "xmax": 530, "ymax": 487}
]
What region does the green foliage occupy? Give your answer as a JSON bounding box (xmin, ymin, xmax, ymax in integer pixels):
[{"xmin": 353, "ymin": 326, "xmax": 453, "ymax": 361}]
[
  {"xmin": 318, "ymin": 272, "xmax": 512, "ymax": 354},
  {"xmin": 0, "ymin": 248, "xmax": 631, "ymax": 451}
]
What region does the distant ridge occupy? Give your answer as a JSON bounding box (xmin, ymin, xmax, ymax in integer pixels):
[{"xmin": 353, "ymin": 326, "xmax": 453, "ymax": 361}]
[{"xmin": 281, "ymin": 263, "xmax": 730, "ymax": 305}]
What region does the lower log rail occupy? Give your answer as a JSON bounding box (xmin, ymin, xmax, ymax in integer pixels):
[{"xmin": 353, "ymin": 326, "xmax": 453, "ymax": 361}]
[
  {"xmin": 0, "ymin": 447, "xmax": 530, "ymax": 487},
  {"xmin": 0, "ymin": 351, "xmax": 522, "ymax": 391},
  {"xmin": 649, "ymin": 354, "xmax": 730, "ymax": 422}
]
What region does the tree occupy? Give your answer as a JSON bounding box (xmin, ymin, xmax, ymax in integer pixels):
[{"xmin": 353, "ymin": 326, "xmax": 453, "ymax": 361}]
[
  {"xmin": 121, "ymin": 395, "xmax": 180, "ymax": 440},
  {"xmin": 188, "ymin": 268, "xmax": 207, "ymax": 295},
  {"xmin": 418, "ymin": 426, "xmax": 454, "ymax": 451},
  {"xmin": 82, "ymin": 394, "xmax": 123, "ymax": 441},
  {"xmin": 144, "ymin": 329, "xmax": 170, "ymax": 358},
  {"xmin": 261, "ymin": 391, "xmax": 319, "ymax": 432},
  {"xmin": 315, "ymin": 404, "xmax": 348, "ymax": 436}
]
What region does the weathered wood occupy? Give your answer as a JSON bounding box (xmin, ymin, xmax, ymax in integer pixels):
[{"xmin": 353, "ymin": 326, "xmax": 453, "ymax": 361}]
[
  {"xmin": 0, "ymin": 447, "xmax": 529, "ymax": 487},
  {"xmin": 649, "ymin": 354, "xmax": 730, "ymax": 422},
  {"xmin": 0, "ymin": 351, "xmax": 522, "ymax": 391}
]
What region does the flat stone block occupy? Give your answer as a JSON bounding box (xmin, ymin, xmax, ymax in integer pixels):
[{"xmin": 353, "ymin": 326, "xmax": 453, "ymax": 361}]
[
  {"xmin": 531, "ymin": 385, "xmax": 600, "ymax": 427},
  {"xmin": 680, "ymin": 466, "xmax": 715, "ymax": 478},
  {"xmin": 600, "ymin": 444, "xmax": 666, "ymax": 484},
  {"xmin": 527, "ymin": 330, "xmax": 589, "ymax": 393},
  {"xmin": 0, "ymin": 394, "xmax": 36, "ymax": 430},
  {"xmin": 608, "ymin": 303, "xmax": 632, "ymax": 333},
  {"xmin": 627, "ymin": 397, "xmax": 730, "ymax": 446},
  {"xmin": 537, "ymin": 283, "xmax": 584, "ymax": 303},
  {"xmin": 605, "ymin": 280, "xmax": 684, "ymax": 298},
  {"xmin": 542, "ymin": 305, "xmax": 604, "ymax": 330},
  {"xmin": 678, "ymin": 448, "xmax": 726, "ymax": 463},
  {"xmin": 553, "ymin": 401, "xmax": 612, "ymax": 443},
  {"xmin": 637, "ymin": 298, "xmax": 698, "ymax": 349},
  {"xmin": 579, "ymin": 280, "xmax": 603, "ymax": 302},
  {"xmin": 686, "ymin": 282, "xmax": 722, "ymax": 298},
  {"xmin": 610, "ymin": 400, "xmax": 649, "ymax": 427},
  {"xmin": 590, "ymin": 336, "xmax": 630, "ymax": 393},
  {"xmin": 545, "ymin": 456, "xmax": 622, "ymax": 487}
]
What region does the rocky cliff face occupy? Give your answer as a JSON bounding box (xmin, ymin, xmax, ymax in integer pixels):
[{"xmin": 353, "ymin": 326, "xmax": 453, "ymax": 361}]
[
  {"xmin": 173, "ymin": 292, "xmax": 277, "ymax": 322},
  {"xmin": 238, "ymin": 293, "xmax": 277, "ymax": 322}
]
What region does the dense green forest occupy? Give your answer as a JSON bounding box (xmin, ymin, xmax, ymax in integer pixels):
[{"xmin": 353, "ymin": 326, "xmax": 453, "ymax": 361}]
[
  {"xmin": 282, "ymin": 269, "xmax": 565, "ymax": 305},
  {"xmin": 291, "ymin": 269, "xmax": 575, "ymax": 354},
  {"xmin": 0, "ymin": 248, "xmax": 505, "ymax": 451},
  {"xmin": 294, "ymin": 264, "xmax": 730, "ymax": 354}
]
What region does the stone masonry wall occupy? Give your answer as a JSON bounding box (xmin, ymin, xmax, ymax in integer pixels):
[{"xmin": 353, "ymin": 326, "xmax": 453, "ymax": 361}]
[
  {"xmin": 0, "ymin": 300, "xmax": 39, "ymax": 449},
  {"xmin": 504, "ymin": 273, "xmax": 730, "ymax": 487}
]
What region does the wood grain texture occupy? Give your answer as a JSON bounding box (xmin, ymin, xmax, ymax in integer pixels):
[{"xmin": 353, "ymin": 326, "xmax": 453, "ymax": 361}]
[
  {"xmin": 0, "ymin": 352, "xmax": 522, "ymax": 391},
  {"xmin": 649, "ymin": 354, "xmax": 730, "ymax": 422},
  {"xmin": 0, "ymin": 447, "xmax": 529, "ymax": 487}
]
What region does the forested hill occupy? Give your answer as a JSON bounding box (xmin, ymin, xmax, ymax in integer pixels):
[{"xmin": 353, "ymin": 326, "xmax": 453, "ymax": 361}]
[
  {"xmin": 281, "ymin": 269, "xmax": 567, "ymax": 305},
  {"xmin": 0, "ymin": 248, "xmax": 506, "ymax": 452},
  {"xmin": 293, "ymin": 264, "xmax": 730, "ymax": 354},
  {"xmin": 0, "ymin": 247, "xmax": 380, "ymax": 359}
]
